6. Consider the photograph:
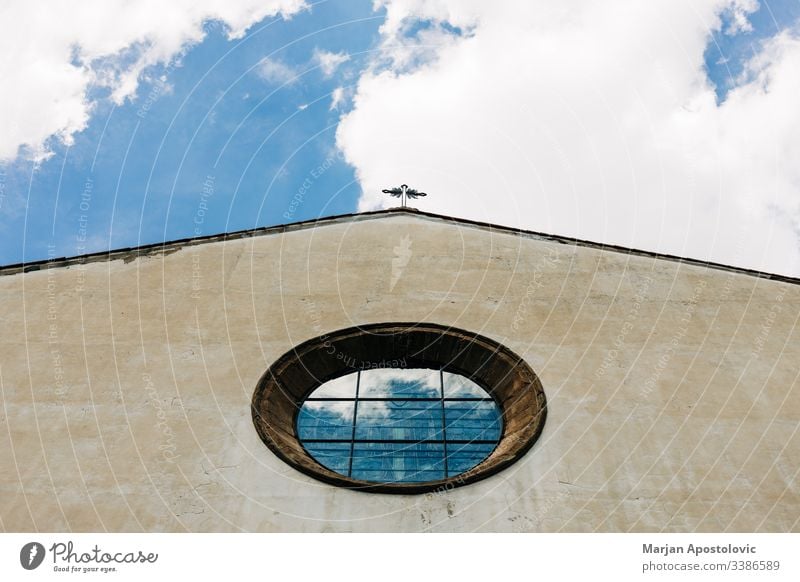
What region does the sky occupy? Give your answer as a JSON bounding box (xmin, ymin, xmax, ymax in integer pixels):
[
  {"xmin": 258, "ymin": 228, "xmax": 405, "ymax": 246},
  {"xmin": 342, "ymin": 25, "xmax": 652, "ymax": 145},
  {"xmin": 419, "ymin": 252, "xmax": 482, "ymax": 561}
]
[{"xmin": 1, "ymin": 0, "xmax": 799, "ymax": 276}]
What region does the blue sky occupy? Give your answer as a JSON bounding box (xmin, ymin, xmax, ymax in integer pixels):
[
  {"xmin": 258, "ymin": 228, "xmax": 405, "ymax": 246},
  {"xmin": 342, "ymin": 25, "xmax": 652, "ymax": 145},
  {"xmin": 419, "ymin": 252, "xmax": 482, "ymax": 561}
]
[
  {"xmin": 0, "ymin": 0, "xmax": 382, "ymax": 265},
  {"xmin": 705, "ymin": 0, "xmax": 800, "ymax": 101},
  {"xmin": 1, "ymin": 0, "xmax": 800, "ymax": 271}
]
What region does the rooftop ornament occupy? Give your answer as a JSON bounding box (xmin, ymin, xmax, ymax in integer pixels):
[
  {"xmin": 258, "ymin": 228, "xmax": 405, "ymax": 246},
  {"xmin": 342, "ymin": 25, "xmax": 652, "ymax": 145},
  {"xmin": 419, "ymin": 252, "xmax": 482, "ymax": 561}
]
[{"xmin": 382, "ymin": 184, "xmax": 427, "ymax": 208}]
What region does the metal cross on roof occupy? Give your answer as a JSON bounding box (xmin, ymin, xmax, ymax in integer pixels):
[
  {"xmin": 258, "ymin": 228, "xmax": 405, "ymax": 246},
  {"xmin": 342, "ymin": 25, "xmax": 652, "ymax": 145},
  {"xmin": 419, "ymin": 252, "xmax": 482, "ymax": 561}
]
[{"xmin": 382, "ymin": 184, "xmax": 427, "ymax": 208}]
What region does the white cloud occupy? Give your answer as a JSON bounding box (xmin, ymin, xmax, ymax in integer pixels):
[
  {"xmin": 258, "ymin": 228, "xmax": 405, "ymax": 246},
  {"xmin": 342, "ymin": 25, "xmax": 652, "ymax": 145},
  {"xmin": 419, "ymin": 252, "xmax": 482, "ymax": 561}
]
[
  {"xmin": 337, "ymin": 0, "xmax": 800, "ymax": 276},
  {"xmin": 257, "ymin": 56, "xmax": 299, "ymax": 85},
  {"xmin": 359, "ymin": 368, "xmax": 439, "ymax": 397},
  {"xmin": 329, "ymin": 86, "xmax": 346, "ymax": 110},
  {"xmin": 313, "ymin": 49, "xmax": 350, "ymax": 77},
  {"xmin": 725, "ymin": 0, "xmax": 759, "ymax": 35},
  {"xmin": 0, "ymin": 0, "xmax": 307, "ymax": 162}
]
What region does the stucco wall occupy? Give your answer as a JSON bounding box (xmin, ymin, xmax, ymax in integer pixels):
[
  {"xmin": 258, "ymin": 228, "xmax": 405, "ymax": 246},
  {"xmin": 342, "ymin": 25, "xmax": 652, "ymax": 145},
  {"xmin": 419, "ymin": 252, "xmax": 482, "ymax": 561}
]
[{"xmin": 1, "ymin": 212, "xmax": 798, "ymax": 532}]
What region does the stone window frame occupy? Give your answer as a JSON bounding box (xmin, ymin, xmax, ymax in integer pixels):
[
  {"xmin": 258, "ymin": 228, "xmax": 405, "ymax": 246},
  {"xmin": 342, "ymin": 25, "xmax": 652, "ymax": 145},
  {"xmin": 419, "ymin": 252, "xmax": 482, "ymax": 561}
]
[{"xmin": 251, "ymin": 322, "xmax": 547, "ymax": 494}]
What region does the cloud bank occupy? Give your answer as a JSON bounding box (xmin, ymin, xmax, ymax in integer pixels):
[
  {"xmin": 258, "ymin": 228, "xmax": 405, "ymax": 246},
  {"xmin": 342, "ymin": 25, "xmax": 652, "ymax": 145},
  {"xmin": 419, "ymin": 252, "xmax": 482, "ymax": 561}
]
[
  {"xmin": 337, "ymin": 0, "xmax": 800, "ymax": 276},
  {"xmin": 0, "ymin": 0, "xmax": 306, "ymax": 162}
]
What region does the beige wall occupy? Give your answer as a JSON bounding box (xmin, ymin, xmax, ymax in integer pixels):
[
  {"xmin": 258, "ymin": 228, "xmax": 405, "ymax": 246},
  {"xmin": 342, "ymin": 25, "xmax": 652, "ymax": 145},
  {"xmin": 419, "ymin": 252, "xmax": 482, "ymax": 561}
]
[{"xmin": 1, "ymin": 212, "xmax": 798, "ymax": 532}]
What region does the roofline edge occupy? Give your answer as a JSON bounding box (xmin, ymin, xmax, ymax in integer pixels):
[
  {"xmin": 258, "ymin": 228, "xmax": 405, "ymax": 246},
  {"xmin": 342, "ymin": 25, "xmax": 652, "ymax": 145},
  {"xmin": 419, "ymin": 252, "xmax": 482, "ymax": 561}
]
[{"xmin": 1, "ymin": 207, "xmax": 798, "ymax": 286}]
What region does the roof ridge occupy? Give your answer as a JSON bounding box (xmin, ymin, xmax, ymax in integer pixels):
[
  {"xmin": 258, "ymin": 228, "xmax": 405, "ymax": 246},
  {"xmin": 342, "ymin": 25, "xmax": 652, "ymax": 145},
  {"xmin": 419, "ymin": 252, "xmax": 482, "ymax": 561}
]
[{"xmin": 1, "ymin": 207, "xmax": 798, "ymax": 285}]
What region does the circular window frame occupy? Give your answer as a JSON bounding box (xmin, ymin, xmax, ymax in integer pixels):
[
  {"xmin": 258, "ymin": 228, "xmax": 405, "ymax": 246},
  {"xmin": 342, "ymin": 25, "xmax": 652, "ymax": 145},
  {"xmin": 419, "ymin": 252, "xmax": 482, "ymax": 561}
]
[{"xmin": 251, "ymin": 322, "xmax": 547, "ymax": 494}]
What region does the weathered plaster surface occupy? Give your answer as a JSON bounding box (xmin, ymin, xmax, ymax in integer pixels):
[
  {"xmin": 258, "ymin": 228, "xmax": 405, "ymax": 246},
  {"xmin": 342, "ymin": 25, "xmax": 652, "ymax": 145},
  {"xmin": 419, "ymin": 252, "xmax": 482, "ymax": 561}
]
[{"xmin": 1, "ymin": 212, "xmax": 798, "ymax": 532}]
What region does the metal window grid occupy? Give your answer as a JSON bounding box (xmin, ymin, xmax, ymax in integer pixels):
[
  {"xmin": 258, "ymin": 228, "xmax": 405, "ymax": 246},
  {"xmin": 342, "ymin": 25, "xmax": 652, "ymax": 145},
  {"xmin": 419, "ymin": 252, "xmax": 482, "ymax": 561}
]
[{"xmin": 297, "ymin": 369, "xmax": 502, "ymax": 481}]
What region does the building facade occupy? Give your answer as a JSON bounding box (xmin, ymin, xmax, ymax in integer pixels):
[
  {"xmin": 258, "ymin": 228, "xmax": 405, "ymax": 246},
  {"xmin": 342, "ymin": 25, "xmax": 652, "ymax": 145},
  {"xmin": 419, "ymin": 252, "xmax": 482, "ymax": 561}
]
[{"xmin": 1, "ymin": 209, "xmax": 798, "ymax": 532}]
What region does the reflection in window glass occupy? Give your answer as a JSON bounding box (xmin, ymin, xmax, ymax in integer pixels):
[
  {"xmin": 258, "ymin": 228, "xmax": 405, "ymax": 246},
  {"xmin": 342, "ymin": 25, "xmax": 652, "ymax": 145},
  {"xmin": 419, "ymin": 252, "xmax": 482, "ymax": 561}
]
[
  {"xmin": 296, "ymin": 403, "xmax": 354, "ymax": 440},
  {"xmin": 352, "ymin": 442, "xmax": 446, "ymax": 482},
  {"xmin": 444, "ymin": 401, "xmax": 501, "ymax": 441},
  {"xmin": 309, "ymin": 374, "xmax": 356, "ymax": 398},
  {"xmin": 296, "ymin": 368, "xmax": 502, "ymax": 484},
  {"xmin": 358, "ymin": 368, "xmax": 440, "ymax": 398},
  {"xmin": 355, "ymin": 400, "xmax": 443, "ymax": 441},
  {"xmin": 443, "ymin": 371, "xmax": 488, "ymax": 398},
  {"xmin": 303, "ymin": 441, "xmax": 352, "ymax": 474}
]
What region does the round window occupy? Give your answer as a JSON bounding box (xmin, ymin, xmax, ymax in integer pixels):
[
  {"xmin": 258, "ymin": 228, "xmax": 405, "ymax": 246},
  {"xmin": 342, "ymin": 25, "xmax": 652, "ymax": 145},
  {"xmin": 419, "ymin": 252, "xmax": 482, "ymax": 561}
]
[
  {"xmin": 297, "ymin": 368, "xmax": 502, "ymax": 483},
  {"xmin": 252, "ymin": 323, "xmax": 546, "ymax": 493}
]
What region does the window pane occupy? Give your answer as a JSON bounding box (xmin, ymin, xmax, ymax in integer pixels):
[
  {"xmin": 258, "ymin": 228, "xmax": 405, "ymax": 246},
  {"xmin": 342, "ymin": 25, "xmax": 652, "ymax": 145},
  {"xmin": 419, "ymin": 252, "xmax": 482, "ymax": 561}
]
[
  {"xmin": 445, "ymin": 401, "xmax": 502, "ymax": 441},
  {"xmin": 355, "ymin": 400, "xmax": 443, "ymax": 441},
  {"xmin": 442, "ymin": 371, "xmax": 487, "ymax": 398},
  {"xmin": 307, "ymin": 372, "xmax": 357, "ymax": 398},
  {"xmin": 351, "ymin": 442, "xmax": 445, "ymax": 483},
  {"xmin": 297, "ymin": 401, "xmax": 354, "ymax": 440},
  {"xmin": 298, "ymin": 368, "xmax": 503, "ymax": 485},
  {"xmin": 358, "ymin": 368, "xmax": 440, "ymax": 398},
  {"xmin": 446, "ymin": 443, "xmax": 496, "ymax": 473},
  {"xmin": 303, "ymin": 442, "xmax": 352, "ymax": 474}
]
